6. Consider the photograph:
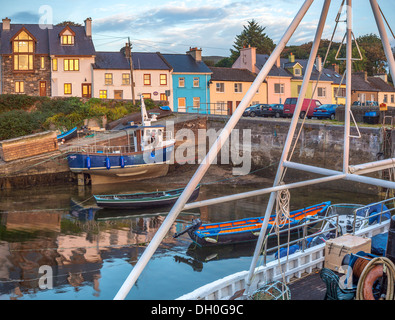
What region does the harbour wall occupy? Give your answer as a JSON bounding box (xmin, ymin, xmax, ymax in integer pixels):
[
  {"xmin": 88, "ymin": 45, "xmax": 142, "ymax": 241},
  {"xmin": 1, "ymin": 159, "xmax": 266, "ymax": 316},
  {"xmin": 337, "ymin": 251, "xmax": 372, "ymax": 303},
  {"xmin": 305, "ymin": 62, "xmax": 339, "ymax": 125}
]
[
  {"xmin": 206, "ymin": 115, "xmax": 392, "ymax": 194},
  {"xmin": 0, "ymin": 114, "xmax": 393, "ymax": 194}
]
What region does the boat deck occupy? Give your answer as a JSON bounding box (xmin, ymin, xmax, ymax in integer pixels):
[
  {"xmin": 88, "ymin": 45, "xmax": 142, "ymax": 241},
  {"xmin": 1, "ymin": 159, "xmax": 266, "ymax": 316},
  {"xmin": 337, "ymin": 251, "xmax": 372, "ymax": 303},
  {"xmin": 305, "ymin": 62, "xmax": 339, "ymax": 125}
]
[{"xmin": 287, "ymin": 270, "xmax": 327, "ymax": 300}]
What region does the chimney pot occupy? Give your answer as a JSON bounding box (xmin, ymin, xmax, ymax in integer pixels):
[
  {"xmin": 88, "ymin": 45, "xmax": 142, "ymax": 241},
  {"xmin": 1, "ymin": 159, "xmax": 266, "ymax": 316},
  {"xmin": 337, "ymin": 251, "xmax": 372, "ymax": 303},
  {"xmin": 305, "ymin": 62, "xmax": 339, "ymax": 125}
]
[
  {"xmin": 84, "ymin": 17, "xmax": 92, "ymax": 37},
  {"xmin": 2, "ymin": 17, "xmax": 11, "ymax": 31}
]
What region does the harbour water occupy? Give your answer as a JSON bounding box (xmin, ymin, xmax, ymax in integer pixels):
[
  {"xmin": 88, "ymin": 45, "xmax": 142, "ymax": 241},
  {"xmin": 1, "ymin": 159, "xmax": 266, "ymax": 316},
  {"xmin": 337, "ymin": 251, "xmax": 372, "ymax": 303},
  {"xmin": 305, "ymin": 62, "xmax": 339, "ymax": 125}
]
[{"xmin": 0, "ymin": 175, "xmax": 380, "ymax": 300}]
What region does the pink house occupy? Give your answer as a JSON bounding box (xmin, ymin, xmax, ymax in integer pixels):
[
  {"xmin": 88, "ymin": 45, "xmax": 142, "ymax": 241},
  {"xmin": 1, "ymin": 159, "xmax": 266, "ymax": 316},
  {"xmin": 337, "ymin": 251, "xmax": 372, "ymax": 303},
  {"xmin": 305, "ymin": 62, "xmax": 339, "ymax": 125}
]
[{"xmin": 233, "ymin": 47, "xmax": 292, "ymax": 104}]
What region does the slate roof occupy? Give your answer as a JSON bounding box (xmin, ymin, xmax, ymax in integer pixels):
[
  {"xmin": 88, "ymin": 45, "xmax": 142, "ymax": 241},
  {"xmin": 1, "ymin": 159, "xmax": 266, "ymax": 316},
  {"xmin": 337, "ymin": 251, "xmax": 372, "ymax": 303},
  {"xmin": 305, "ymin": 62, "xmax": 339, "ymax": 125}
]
[
  {"xmin": 131, "ymin": 52, "xmax": 172, "ymax": 70},
  {"xmin": 161, "ymin": 54, "xmax": 212, "ymax": 74},
  {"xmin": 93, "ymin": 51, "xmax": 172, "ymax": 70},
  {"xmin": 255, "ymin": 53, "xmax": 344, "ymax": 84},
  {"xmin": 0, "ymin": 24, "xmax": 50, "ymax": 55},
  {"xmin": 367, "ymin": 76, "xmax": 395, "ymax": 92},
  {"xmin": 0, "ymin": 23, "xmax": 95, "ymax": 56},
  {"xmin": 48, "ymin": 25, "xmax": 95, "ymax": 56},
  {"xmin": 209, "ymin": 66, "xmax": 257, "ymax": 82},
  {"xmin": 352, "ymin": 73, "xmax": 379, "ymax": 92},
  {"xmin": 94, "ymin": 52, "xmax": 130, "ymax": 69}
]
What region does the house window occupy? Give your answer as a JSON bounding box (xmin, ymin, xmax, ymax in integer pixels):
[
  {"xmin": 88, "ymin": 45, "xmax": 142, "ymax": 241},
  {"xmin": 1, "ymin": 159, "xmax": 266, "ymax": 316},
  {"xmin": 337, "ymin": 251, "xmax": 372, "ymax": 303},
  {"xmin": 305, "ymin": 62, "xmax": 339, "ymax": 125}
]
[
  {"xmin": 64, "ymin": 83, "xmax": 72, "ymax": 95},
  {"xmin": 64, "ymin": 59, "xmax": 79, "ymax": 71},
  {"xmin": 216, "ymin": 83, "xmax": 225, "ymax": 93},
  {"xmin": 384, "ymin": 94, "xmax": 388, "ymax": 103},
  {"xmin": 61, "ymin": 35, "xmax": 74, "ymax": 45},
  {"xmin": 40, "ymin": 57, "xmax": 45, "ymax": 70},
  {"xmin": 193, "ymin": 77, "xmax": 200, "ymax": 87},
  {"xmin": 297, "ymin": 85, "xmax": 302, "ymax": 94},
  {"xmin": 144, "ymin": 74, "xmax": 151, "ymax": 86},
  {"xmin": 160, "ymin": 74, "xmax": 167, "ymax": 85},
  {"xmin": 318, "ymin": 87, "xmax": 326, "ymax": 97},
  {"xmin": 99, "ymin": 90, "xmax": 107, "ymax": 99},
  {"xmin": 13, "ymin": 30, "xmax": 34, "ymax": 71},
  {"xmin": 234, "ymin": 83, "xmax": 242, "ymax": 93},
  {"xmin": 294, "ymin": 68, "xmax": 302, "ymax": 76},
  {"xmin": 142, "ymin": 93, "xmax": 151, "ymax": 99},
  {"xmin": 216, "ymin": 101, "xmax": 225, "ymax": 112},
  {"xmin": 52, "ymin": 58, "xmax": 58, "ymax": 71},
  {"xmin": 179, "ymin": 77, "xmax": 185, "ymax": 87},
  {"xmin": 122, "ymin": 73, "xmax": 130, "ymax": 85},
  {"xmin": 391, "ymin": 95, "xmax": 394, "ymax": 104},
  {"xmin": 193, "ymin": 97, "xmax": 200, "ymax": 108},
  {"xmin": 114, "ymin": 90, "xmax": 123, "ymax": 100},
  {"xmin": 15, "ymin": 81, "xmax": 24, "ymax": 93},
  {"xmin": 336, "ymin": 87, "xmax": 346, "ymax": 98},
  {"xmin": 274, "ymin": 83, "xmax": 284, "ymax": 94},
  {"xmin": 105, "ymin": 73, "xmax": 113, "ymax": 85},
  {"xmin": 160, "ymin": 93, "xmax": 167, "ymax": 101}
]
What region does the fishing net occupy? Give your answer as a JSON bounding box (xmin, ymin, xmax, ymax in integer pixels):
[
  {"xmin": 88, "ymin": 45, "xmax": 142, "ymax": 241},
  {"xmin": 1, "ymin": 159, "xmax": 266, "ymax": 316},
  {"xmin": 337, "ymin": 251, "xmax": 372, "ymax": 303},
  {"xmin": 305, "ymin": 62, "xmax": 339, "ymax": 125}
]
[{"xmin": 248, "ymin": 281, "xmax": 291, "ymax": 300}]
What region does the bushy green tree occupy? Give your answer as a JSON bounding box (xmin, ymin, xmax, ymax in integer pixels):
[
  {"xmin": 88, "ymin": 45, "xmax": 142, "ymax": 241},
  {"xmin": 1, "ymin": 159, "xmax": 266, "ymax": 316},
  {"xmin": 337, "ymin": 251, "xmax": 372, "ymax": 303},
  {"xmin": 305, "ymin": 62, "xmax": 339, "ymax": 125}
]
[{"xmin": 230, "ymin": 20, "xmax": 275, "ymax": 64}]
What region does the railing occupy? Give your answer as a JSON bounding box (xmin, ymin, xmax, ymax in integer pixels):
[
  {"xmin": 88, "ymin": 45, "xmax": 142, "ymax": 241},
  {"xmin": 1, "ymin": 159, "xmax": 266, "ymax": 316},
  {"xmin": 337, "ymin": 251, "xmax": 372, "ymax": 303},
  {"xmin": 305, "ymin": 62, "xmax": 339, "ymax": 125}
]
[{"xmin": 65, "ymin": 145, "xmax": 133, "ymax": 154}]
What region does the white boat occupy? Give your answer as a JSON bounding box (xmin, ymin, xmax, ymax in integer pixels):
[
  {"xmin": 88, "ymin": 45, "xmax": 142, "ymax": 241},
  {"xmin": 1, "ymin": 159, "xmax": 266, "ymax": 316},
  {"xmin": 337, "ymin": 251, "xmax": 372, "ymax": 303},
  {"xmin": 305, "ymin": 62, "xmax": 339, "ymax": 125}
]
[{"xmin": 113, "ymin": 0, "xmax": 395, "ymax": 301}]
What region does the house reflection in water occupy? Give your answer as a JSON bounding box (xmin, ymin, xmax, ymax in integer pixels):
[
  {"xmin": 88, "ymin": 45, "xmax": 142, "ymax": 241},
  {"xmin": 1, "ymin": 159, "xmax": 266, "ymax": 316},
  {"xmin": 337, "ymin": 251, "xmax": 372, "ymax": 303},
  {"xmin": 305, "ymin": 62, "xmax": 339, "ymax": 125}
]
[{"xmin": 0, "ymin": 208, "xmax": 181, "ymax": 299}]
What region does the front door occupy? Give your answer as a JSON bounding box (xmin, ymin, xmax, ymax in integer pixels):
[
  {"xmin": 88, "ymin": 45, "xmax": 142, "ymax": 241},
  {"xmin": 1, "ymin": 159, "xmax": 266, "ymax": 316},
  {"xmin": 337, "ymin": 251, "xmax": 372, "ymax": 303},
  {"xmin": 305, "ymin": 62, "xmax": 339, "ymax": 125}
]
[
  {"xmin": 227, "ymin": 101, "xmax": 233, "ymax": 115},
  {"xmin": 39, "ymin": 81, "xmax": 47, "ymax": 97},
  {"xmin": 82, "ymin": 84, "xmax": 92, "ymax": 98}
]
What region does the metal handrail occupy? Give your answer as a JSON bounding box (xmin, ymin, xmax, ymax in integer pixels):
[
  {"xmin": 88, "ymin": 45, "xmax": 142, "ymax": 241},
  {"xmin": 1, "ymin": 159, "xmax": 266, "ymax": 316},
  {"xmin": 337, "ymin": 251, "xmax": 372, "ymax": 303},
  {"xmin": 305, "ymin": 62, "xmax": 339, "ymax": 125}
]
[{"xmin": 261, "ymin": 214, "xmax": 340, "ymax": 266}]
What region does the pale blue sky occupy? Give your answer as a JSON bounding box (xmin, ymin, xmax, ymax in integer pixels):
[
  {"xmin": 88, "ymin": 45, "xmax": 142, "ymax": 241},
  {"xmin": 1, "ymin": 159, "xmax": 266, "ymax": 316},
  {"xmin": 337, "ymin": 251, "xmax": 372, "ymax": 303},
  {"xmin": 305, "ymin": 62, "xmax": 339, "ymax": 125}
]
[{"xmin": 2, "ymin": 0, "xmax": 394, "ymax": 56}]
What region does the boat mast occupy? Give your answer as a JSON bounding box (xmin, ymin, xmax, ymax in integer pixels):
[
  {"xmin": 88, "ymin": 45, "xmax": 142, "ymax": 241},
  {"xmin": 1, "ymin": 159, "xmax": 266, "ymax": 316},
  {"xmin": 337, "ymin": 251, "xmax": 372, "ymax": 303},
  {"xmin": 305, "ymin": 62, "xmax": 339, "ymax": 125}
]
[{"xmin": 113, "ymin": 0, "xmax": 316, "ymax": 300}]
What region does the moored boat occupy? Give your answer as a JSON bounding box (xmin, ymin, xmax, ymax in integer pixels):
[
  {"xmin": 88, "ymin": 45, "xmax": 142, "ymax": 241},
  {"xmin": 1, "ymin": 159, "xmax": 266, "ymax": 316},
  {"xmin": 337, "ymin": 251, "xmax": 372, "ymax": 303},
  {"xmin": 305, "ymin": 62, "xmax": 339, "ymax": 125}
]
[
  {"xmin": 66, "ymin": 96, "xmax": 175, "ymax": 185},
  {"xmin": 94, "ymin": 185, "xmax": 200, "ymax": 209},
  {"xmin": 57, "ymin": 127, "xmax": 77, "ymax": 141},
  {"xmin": 176, "ymin": 201, "xmax": 330, "ymax": 246}
]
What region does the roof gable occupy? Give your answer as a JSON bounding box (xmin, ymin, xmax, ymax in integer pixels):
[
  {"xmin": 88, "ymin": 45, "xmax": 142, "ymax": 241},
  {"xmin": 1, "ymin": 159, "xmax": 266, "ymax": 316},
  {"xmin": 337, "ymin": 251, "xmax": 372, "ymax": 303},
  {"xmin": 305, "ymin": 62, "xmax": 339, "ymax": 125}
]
[
  {"xmin": 10, "ymin": 26, "xmax": 36, "ymax": 42},
  {"xmin": 59, "ymin": 25, "xmax": 76, "ymax": 37}
]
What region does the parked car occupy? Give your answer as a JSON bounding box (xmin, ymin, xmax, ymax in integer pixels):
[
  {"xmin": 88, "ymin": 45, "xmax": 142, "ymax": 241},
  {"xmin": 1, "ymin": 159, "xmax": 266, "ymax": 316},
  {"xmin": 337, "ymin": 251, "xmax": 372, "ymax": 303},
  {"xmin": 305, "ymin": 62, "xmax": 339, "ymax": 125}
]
[
  {"xmin": 260, "ymin": 104, "xmax": 284, "ymax": 118},
  {"xmin": 283, "ymin": 97, "xmax": 322, "ymax": 119},
  {"xmin": 313, "ymin": 104, "xmax": 339, "ymax": 120},
  {"xmin": 352, "ymin": 101, "xmax": 379, "ymax": 107},
  {"xmin": 243, "ymin": 104, "xmax": 267, "ymax": 117}
]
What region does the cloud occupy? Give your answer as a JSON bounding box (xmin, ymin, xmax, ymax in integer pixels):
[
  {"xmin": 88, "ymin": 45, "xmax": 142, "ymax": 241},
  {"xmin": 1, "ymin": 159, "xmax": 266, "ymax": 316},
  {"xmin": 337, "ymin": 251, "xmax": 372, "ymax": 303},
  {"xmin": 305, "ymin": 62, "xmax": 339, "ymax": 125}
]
[{"xmin": 10, "ymin": 11, "xmax": 41, "ymax": 24}]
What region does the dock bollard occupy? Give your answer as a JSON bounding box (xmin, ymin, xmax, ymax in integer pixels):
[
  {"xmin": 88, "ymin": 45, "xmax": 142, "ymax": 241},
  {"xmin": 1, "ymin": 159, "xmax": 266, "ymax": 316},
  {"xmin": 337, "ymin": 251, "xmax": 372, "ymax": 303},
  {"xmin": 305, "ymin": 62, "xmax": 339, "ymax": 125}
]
[{"xmin": 385, "ymin": 215, "xmax": 395, "ymax": 264}]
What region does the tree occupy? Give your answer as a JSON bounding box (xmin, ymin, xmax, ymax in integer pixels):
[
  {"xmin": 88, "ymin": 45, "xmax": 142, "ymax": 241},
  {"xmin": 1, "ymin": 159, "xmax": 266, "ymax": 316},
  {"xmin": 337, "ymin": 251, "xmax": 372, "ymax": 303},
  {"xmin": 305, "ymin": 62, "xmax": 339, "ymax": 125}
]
[
  {"xmin": 230, "ymin": 20, "xmax": 275, "ymax": 64},
  {"xmin": 357, "ymin": 34, "xmax": 386, "ymax": 75},
  {"xmin": 56, "ymin": 21, "xmax": 82, "ymax": 26}
]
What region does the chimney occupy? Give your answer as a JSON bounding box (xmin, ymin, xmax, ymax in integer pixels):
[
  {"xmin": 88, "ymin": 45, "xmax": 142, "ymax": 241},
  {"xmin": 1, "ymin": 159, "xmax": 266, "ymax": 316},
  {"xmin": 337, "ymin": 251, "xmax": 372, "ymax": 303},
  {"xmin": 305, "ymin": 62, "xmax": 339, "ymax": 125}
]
[
  {"xmin": 84, "ymin": 17, "xmax": 92, "ymax": 37},
  {"xmin": 288, "ymin": 52, "xmax": 295, "ymax": 63},
  {"xmin": 316, "ymin": 55, "xmax": 322, "ymax": 72},
  {"xmin": 332, "ymin": 63, "xmax": 339, "ymax": 74},
  {"xmin": 236, "ymin": 46, "xmax": 256, "ymax": 73},
  {"xmin": 276, "ymin": 56, "xmax": 281, "ymax": 68},
  {"xmin": 2, "ymin": 17, "xmax": 10, "ymax": 31},
  {"xmin": 187, "ymin": 47, "xmax": 202, "ymax": 62}
]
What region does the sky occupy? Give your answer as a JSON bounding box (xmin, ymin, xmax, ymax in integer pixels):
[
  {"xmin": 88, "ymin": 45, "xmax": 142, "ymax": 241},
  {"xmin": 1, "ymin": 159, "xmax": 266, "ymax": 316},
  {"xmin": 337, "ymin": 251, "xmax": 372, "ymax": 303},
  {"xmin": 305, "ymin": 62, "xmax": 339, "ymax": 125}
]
[{"xmin": 1, "ymin": 0, "xmax": 395, "ymax": 57}]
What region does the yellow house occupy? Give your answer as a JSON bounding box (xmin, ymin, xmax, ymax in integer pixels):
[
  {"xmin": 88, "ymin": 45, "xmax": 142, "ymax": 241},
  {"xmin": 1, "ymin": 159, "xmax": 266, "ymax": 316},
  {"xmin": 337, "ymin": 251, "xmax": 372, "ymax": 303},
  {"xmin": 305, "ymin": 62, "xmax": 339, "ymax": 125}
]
[
  {"xmin": 285, "ymin": 54, "xmax": 340, "ymax": 105},
  {"xmin": 208, "ymin": 67, "xmax": 267, "ymax": 115}
]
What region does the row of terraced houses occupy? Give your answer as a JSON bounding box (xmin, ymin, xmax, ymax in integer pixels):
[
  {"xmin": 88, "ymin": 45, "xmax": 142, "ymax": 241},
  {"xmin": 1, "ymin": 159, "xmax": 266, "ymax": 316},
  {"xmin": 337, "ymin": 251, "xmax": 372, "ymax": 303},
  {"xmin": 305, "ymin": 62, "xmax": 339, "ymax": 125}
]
[{"xmin": 1, "ymin": 17, "xmax": 395, "ymax": 115}]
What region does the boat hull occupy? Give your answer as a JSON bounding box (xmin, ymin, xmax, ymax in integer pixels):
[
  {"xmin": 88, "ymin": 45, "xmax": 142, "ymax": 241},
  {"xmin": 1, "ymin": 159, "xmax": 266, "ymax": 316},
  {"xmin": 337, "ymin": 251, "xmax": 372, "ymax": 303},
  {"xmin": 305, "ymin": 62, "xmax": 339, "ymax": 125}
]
[
  {"xmin": 187, "ymin": 202, "xmax": 330, "ymax": 246},
  {"xmin": 94, "ymin": 186, "xmax": 200, "ymax": 209},
  {"xmin": 67, "ymin": 144, "xmax": 174, "ymax": 185}
]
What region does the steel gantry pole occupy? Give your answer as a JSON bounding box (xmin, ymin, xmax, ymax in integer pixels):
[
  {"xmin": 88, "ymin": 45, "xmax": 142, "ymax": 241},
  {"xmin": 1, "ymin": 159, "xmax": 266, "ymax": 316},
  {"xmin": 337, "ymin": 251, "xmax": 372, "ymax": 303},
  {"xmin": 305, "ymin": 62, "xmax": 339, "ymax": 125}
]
[
  {"xmin": 370, "ymin": 0, "xmax": 395, "ymax": 88},
  {"xmin": 114, "ymin": 0, "xmax": 316, "ymax": 300},
  {"xmin": 343, "ymin": 0, "xmax": 353, "ymax": 173},
  {"xmin": 245, "ymin": 0, "xmax": 332, "ymax": 294}
]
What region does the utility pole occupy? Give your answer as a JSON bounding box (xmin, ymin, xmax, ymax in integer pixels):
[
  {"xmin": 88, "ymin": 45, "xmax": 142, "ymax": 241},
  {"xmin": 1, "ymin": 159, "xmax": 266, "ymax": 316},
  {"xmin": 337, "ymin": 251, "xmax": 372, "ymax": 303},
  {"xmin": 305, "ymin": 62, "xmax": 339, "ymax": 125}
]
[{"xmin": 126, "ymin": 37, "xmax": 136, "ymax": 105}]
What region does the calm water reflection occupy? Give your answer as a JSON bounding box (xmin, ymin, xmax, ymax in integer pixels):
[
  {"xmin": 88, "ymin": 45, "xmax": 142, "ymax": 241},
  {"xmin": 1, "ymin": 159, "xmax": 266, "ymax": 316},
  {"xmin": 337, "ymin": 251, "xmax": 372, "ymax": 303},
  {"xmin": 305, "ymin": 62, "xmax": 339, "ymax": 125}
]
[{"xmin": 0, "ymin": 180, "xmax": 379, "ymax": 300}]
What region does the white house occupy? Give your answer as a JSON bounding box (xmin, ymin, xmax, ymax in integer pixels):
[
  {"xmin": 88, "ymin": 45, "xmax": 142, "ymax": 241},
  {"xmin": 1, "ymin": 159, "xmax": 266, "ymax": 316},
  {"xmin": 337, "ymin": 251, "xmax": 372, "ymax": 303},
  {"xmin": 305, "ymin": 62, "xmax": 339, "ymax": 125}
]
[{"xmin": 92, "ymin": 51, "xmax": 173, "ymax": 108}]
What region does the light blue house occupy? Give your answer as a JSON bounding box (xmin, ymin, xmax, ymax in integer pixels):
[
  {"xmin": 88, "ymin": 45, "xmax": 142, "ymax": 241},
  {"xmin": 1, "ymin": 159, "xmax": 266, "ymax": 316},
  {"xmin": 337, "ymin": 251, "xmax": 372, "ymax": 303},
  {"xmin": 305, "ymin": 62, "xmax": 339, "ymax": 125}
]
[{"xmin": 162, "ymin": 48, "xmax": 212, "ymax": 114}]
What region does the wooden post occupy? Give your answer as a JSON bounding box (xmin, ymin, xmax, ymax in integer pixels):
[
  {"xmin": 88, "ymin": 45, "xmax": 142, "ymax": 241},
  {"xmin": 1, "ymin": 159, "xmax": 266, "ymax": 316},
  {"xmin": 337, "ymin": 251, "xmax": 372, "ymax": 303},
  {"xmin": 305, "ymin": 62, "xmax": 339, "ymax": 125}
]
[{"xmin": 125, "ymin": 38, "xmax": 136, "ymax": 105}]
